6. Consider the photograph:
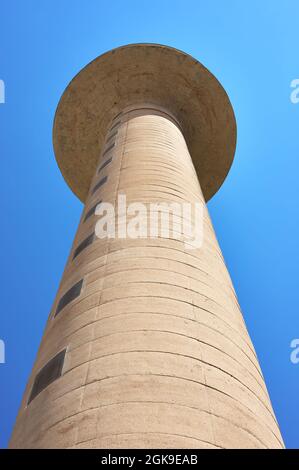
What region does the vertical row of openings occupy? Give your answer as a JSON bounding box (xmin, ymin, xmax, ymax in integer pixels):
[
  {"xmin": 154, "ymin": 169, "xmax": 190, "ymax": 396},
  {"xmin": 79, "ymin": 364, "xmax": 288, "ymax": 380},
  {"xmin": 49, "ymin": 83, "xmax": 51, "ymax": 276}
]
[
  {"xmin": 84, "ymin": 201, "xmax": 102, "ymax": 222},
  {"xmin": 28, "ymin": 349, "xmax": 66, "ymax": 404},
  {"xmin": 93, "ymin": 115, "xmax": 121, "ymax": 188},
  {"xmin": 30, "ymin": 114, "xmax": 124, "ymax": 404},
  {"xmin": 92, "ymin": 175, "xmax": 108, "ymax": 195},
  {"xmin": 55, "ymin": 279, "xmax": 83, "ymax": 317},
  {"xmin": 73, "ymin": 232, "xmax": 95, "ymax": 260},
  {"xmin": 30, "ymin": 116, "xmax": 124, "ymax": 404}
]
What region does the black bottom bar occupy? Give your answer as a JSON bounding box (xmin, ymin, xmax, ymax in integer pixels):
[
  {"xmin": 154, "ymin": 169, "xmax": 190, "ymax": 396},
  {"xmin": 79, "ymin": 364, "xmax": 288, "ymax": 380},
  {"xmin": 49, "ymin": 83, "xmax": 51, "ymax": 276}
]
[{"xmin": 0, "ymin": 449, "xmax": 296, "ymax": 466}]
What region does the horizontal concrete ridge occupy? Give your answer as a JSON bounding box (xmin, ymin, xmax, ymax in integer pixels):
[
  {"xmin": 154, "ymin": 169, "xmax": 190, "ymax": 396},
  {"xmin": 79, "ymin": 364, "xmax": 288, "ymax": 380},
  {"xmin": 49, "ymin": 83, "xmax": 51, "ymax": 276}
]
[{"xmin": 10, "ymin": 106, "xmax": 284, "ymax": 449}]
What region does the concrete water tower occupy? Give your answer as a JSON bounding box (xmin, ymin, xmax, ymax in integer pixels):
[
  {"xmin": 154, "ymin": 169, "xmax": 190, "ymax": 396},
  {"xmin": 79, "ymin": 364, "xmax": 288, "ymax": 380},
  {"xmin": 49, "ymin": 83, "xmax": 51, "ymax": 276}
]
[{"xmin": 10, "ymin": 44, "xmax": 284, "ymax": 449}]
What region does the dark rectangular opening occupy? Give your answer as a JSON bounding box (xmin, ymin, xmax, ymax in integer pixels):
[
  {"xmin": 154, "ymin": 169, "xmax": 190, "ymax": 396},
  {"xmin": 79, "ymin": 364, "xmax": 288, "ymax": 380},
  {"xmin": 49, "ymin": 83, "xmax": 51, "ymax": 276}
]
[
  {"xmin": 98, "ymin": 157, "xmax": 112, "ymax": 173},
  {"xmin": 111, "ymin": 110, "xmax": 122, "ymax": 122},
  {"xmin": 28, "ymin": 349, "xmax": 66, "ymax": 404},
  {"xmin": 110, "ymin": 120, "xmax": 121, "ymax": 131},
  {"xmin": 83, "ymin": 201, "xmax": 102, "ymax": 222},
  {"xmin": 92, "ymin": 175, "xmax": 108, "ymax": 195},
  {"xmin": 102, "ymin": 142, "xmax": 115, "ymax": 157},
  {"xmin": 106, "ymin": 130, "xmax": 117, "ymax": 144},
  {"xmin": 73, "ymin": 233, "xmax": 94, "ymax": 260},
  {"xmin": 55, "ymin": 279, "xmax": 83, "ymax": 316}
]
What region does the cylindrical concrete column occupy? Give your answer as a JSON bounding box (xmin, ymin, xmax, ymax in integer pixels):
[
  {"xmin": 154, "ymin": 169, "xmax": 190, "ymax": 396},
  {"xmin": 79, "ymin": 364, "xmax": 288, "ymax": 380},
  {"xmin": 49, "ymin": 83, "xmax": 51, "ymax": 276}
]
[
  {"xmin": 10, "ymin": 106, "xmax": 284, "ymax": 448},
  {"xmin": 10, "ymin": 44, "xmax": 284, "ymax": 449}
]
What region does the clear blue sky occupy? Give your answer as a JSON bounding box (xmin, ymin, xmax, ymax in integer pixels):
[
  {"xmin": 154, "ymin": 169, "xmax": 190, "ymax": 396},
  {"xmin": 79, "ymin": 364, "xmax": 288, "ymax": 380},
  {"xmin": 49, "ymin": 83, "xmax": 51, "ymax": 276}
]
[{"xmin": 0, "ymin": 0, "xmax": 298, "ymax": 448}]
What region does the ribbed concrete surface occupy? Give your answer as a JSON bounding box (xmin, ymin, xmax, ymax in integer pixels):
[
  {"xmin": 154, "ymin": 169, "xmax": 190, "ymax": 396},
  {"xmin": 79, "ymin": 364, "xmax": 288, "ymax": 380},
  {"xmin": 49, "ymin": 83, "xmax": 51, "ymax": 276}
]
[{"xmin": 10, "ymin": 108, "xmax": 284, "ymax": 449}]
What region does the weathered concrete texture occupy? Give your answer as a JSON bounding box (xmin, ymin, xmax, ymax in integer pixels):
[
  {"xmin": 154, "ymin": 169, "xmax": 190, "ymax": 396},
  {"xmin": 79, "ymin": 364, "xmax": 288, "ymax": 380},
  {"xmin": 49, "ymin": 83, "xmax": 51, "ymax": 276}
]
[
  {"xmin": 53, "ymin": 43, "xmax": 236, "ymax": 203},
  {"xmin": 10, "ymin": 108, "xmax": 284, "ymax": 449}
]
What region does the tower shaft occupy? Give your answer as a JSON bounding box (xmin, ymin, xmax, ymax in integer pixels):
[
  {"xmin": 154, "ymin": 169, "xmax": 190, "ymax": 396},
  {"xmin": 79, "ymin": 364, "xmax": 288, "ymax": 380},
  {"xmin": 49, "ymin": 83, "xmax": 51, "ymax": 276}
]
[{"xmin": 10, "ymin": 107, "xmax": 284, "ymax": 448}]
